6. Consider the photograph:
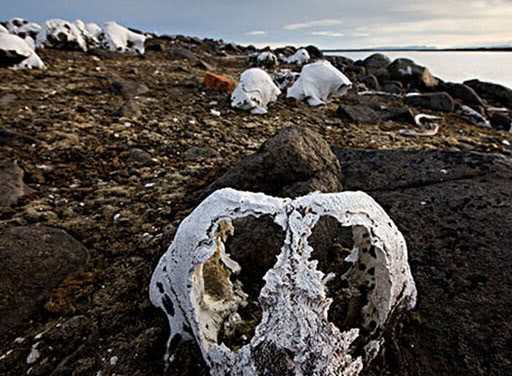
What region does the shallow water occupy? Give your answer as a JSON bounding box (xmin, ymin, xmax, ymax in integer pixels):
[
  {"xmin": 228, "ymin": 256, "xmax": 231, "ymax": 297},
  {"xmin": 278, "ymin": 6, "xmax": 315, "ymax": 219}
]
[{"xmin": 328, "ymin": 51, "xmax": 512, "ymax": 89}]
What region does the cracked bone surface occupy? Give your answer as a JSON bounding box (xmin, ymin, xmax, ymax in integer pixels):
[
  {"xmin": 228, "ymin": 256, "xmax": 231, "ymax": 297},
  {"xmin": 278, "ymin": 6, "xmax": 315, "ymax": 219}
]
[{"xmin": 150, "ymin": 188, "xmax": 417, "ymax": 376}]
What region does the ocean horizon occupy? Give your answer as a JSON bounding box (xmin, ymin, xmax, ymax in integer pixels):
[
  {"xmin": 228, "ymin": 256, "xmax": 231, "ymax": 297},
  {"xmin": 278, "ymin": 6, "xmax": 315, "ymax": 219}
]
[{"xmin": 326, "ymin": 50, "xmax": 512, "ymax": 90}]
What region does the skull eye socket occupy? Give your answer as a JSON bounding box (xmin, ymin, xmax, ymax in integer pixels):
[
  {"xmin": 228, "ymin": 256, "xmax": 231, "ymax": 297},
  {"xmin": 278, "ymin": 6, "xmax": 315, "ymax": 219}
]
[
  {"xmin": 310, "ymin": 217, "xmax": 379, "ymax": 336},
  {"xmin": 196, "ymin": 215, "xmax": 285, "ymax": 353}
]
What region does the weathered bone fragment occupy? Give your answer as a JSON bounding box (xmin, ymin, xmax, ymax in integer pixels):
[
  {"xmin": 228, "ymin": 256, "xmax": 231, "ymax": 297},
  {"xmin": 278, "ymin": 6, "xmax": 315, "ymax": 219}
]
[{"xmin": 150, "ymin": 188, "xmax": 417, "ymax": 376}]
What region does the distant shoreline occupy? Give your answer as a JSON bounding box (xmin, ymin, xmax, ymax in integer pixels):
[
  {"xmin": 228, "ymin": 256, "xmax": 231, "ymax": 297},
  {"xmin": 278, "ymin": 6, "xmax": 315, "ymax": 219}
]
[{"xmin": 322, "ymin": 48, "xmax": 512, "ymax": 53}]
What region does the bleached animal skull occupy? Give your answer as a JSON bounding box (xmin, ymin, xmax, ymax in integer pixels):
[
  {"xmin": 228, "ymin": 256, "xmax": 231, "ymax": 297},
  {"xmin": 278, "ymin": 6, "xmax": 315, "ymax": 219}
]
[
  {"xmin": 150, "ymin": 188, "xmax": 417, "ymax": 376},
  {"xmin": 287, "ymin": 60, "xmax": 352, "ymax": 106},
  {"xmin": 101, "ymin": 21, "xmax": 146, "ymax": 56},
  {"xmin": 231, "ymin": 68, "xmax": 281, "ymax": 114},
  {"xmin": 281, "ymin": 48, "xmax": 310, "ymax": 66}
]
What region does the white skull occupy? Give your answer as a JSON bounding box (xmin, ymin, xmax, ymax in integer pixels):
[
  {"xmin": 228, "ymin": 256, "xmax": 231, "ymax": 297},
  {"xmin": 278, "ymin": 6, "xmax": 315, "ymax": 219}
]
[{"xmin": 150, "ymin": 188, "xmax": 417, "ymax": 375}]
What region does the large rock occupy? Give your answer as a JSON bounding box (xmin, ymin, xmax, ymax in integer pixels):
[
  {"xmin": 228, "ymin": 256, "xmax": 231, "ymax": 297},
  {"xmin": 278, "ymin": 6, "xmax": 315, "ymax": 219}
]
[
  {"xmin": 0, "ymin": 162, "xmax": 33, "ymax": 208},
  {"xmin": 388, "ymin": 58, "xmax": 438, "ymax": 89},
  {"xmin": 0, "ymin": 226, "xmax": 90, "ymax": 334},
  {"xmin": 337, "ymin": 104, "xmax": 380, "ymax": 124},
  {"xmin": 362, "ymin": 53, "xmax": 391, "ymax": 74},
  {"xmin": 405, "ymin": 92, "xmax": 454, "ymax": 112},
  {"xmin": 439, "ymin": 82, "xmax": 486, "ymax": 111},
  {"xmin": 333, "ymin": 148, "xmax": 512, "ymax": 376},
  {"xmin": 202, "ymin": 127, "xmax": 342, "ymax": 198},
  {"xmin": 464, "ymin": 78, "xmax": 512, "ymax": 108}
]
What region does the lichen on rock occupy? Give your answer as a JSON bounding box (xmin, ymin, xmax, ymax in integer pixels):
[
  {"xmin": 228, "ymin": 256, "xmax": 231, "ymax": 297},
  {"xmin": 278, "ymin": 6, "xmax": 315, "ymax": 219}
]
[{"xmin": 150, "ymin": 188, "xmax": 416, "ymax": 375}]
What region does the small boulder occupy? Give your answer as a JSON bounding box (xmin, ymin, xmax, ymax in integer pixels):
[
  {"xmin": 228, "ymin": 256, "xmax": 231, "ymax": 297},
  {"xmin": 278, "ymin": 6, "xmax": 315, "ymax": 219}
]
[
  {"xmin": 363, "ymin": 53, "xmax": 391, "ymax": 74},
  {"xmin": 405, "ymin": 92, "xmax": 454, "ymax": 112},
  {"xmin": 464, "ymin": 79, "xmax": 512, "ymax": 108},
  {"xmin": 0, "ymin": 226, "xmax": 89, "ymax": 334},
  {"xmin": 359, "ymin": 74, "xmax": 380, "ymax": 91},
  {"xmin": 388, "ymin": 58, "xmax": 438, "ymax": 89},
  {"xmin": 203, "ymin": 127, "xmax": 342, "ymax": 198},
  {"xmin": 439, "ymin": 82, "xmax": 486, "ymax": 110},
  {"xmin": 381, "ymin": 80, "xmax": 403, "ymax": 94},
  {"xmin": 336, "ymin": 104, "xmax": 380, "ymax": 124},
  {"xmin": 304, "ymin": 45, "xmax": 323, "ymax": 60},
  {"xmin": 380, "ymin": 107, "xmax": 415, "ymax": 123},
  {"xmin": 490, "ymin": 112, "xmax": 511, "ymax": 131}
]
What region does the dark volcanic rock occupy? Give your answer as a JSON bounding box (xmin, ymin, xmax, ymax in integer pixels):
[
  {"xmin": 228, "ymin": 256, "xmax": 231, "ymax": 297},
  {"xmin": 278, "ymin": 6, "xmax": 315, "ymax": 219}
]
[
  {"xmin": 490, "ymin": 112, "xmax": 511, "ymax": 131},
  {"xmin": 464, "ymin": 78, "xmax": 512, "ymax": 108},
  {"xmin": 380, "ymin": 107, "xmax": 415, "ymax": 124},
  {"xmin": 0, "ymin": 226, "xmax": 89, "ymax": 334},
  {"xmin": 304, "ymin": 45, "xmax": 323, "ymax": 60},
  {"xmin": 203, "ymin": 127, "xmax": 342, "ymax": 198},
  {"xmin": 87, "ymin": 48, "xmax": 122, "ymax": 60},
  {"xmin": 0, "ymin": 129, "xmax": 39, "ymax": 146},
  {"xmin": 404, "ymin": 92, "xmax": 455, "ymax": 112},
  {"xmin": 362, "ymin": 53, "xmax": 391, "ymax": 74},
  {"xmin": 381, "ymin": 80, "xmax": 403, "ymax": 94},
  {"xmin": 0, "ymin": 161, "xmax": 33, "ymax": 208},
  {"xmin": 359, "ymin": 74, "xmax": 380, "ymax": 90},
  {"xmin": 333, "ymin": 148, "xmax": 512, "ymax": 376},
  {"xmin": 337, "ymin": 104, "xmax": 380, "ymax": 124},
  {"xmin": 440, "ymin": 82, "xmax": 486, "ymax": 110},
  {"xmin": 388, "ymin": 58, "xmax": 439, "ymax": 89}
]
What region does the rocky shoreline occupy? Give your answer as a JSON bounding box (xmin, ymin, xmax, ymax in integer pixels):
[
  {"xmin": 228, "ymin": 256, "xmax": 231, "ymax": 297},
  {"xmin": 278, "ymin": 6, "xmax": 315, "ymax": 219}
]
[{"xmin": 1, "ymin": 28, "xmax": 512, "ymax": 376}]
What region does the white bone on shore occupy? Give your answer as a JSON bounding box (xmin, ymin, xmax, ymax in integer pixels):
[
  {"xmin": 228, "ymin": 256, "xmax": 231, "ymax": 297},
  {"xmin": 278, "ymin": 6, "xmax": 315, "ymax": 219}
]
[
  {"xmin": 231, "ymin": 68, "xmax": 281, "ymax": 114},
  {"xmin": 287, "ymin": 60, "xmax": 352, "ymax": 106},
  {"xmin": 36, "ymin": 19, "xmax": 88, "ymax": 51},
  {"xmin": 280, "ymin": 48, "xmax": 310, "ymax": 66},
  {"xmin": 0, "ymin": 33, "xmax": 45, "ymax": 70},
  {"xmin": 150, "ymin": 188, "xmax": 417, "ymax": 376},
  {"xmin": 101, "ymin": 21, "xmax": 146, "ymax": 55},
  {"xmin": 400, "ymin": 114, "xmax": 442, "ymax": 136}
]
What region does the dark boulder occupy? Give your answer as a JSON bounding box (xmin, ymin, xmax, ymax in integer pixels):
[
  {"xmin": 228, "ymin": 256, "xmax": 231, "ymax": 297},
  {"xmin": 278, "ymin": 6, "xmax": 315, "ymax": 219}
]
[
  {"xmin": 169, "ymin": 48, "xmax": 196, "ymax": 61},
  {"xmin": 439, "ymin": 82, "xmax": 486, "ymax": 110},
  {"xmin": 464, "ymin": 78, "xmax": 512, "ymax": 108},
  {"xmin": 381, "ymin": 80, "xmax": 403, "ymax": 94},
  {"xmin": 362, "ymin": 53, "xmax": 391, "ymax": 74},
  {"xmin": 404, "ymin": 92, "xmax": 454, "ymax": 112},
  {"xmin": 336, "ymin": 104, "xmax": 380, "ymax": 124},
  {"xmin": 333, "ymin": 147, "xmax": 512, "ymax": 376},
  {"xmin": 304, "ymin": 45, "xmax": 323, "ymax": 60},
  {"xmin": 490, "ymin": 112, "xmax": 511, "ymax": 131},
  {"xmin": 380, "ymin": 107, "xmax": 415, "ymax": 124},
  {"xmin": 0, "ymin": 226, "xmax": 89, "ymax": 334},
  {"xmin": 388, "ymin": 58, "xmax": 439, "ymax": 89},
  {"xmin": 359, "ymin": 74, "xmax": 380, "ymax": 90},
  {"xmin": 202, "ymin": 127, "xmax": 342, "ymax": 199}
]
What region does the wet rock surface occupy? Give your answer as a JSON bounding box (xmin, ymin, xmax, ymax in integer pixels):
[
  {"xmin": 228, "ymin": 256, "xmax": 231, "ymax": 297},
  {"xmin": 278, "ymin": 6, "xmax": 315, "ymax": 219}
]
[{"xmin": 0, "ymin": 34, "xmax": 512, "ymax": 376}]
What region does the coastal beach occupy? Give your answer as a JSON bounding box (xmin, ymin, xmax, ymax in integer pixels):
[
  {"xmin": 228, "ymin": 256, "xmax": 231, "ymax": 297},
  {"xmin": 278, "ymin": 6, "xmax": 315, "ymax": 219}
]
[{"xmin": 1, "ymin": 20, "xmax": 512, "ymax": 376}]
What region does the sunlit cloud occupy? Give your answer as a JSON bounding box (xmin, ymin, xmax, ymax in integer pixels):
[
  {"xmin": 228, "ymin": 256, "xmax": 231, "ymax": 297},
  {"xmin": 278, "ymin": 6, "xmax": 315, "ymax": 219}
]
[
  {"xmin": 247, "ymin": 30, "xmax": 265, "ymax": 36},
  {"xmin": 283, "ymin": 19, "xmax": 343, "ymax": 30},
  {"xmin": 311, "ymin": 31, "xmax": 345, "ymax": 37}
]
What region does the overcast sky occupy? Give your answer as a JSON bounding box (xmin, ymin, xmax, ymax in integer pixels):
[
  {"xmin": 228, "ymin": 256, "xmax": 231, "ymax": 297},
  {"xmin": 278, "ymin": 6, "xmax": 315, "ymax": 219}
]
[{"xmin": 3, "ymin": 0, "xmax": 512, "ymax": 49}]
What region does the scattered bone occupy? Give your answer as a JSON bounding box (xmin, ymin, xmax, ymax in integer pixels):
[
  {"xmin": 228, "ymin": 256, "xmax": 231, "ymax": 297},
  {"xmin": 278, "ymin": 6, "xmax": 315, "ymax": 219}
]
[{"xmin": 400, "ymin": 114, "xmax": 442, "ymax": 136}]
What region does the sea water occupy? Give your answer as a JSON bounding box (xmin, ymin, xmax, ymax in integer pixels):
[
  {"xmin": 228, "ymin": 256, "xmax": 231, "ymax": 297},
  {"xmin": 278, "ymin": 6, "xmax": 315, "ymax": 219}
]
[{"xmin": 327, "ymin": 51, "xmax": 512, "ymax": 90}]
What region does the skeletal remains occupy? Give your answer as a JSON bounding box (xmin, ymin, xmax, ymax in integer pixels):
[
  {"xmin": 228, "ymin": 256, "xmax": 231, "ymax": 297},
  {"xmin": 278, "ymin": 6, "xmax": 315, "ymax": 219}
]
[{"xmin": 150, "ymin": 188, "xmax": 417, "ymax": 375}]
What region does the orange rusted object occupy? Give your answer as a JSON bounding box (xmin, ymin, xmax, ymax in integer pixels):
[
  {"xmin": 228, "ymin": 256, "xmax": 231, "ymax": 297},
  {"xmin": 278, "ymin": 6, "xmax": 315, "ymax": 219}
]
[{"xmin": 203, "ymin": 73, "xmax": 234, "ymax": 93}]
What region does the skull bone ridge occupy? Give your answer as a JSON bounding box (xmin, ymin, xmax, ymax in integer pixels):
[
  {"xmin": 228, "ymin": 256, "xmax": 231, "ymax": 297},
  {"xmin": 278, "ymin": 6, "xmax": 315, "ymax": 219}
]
[{"xmin": 150, "ymin": 188, "xmax": 417, "ymax": 376}]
